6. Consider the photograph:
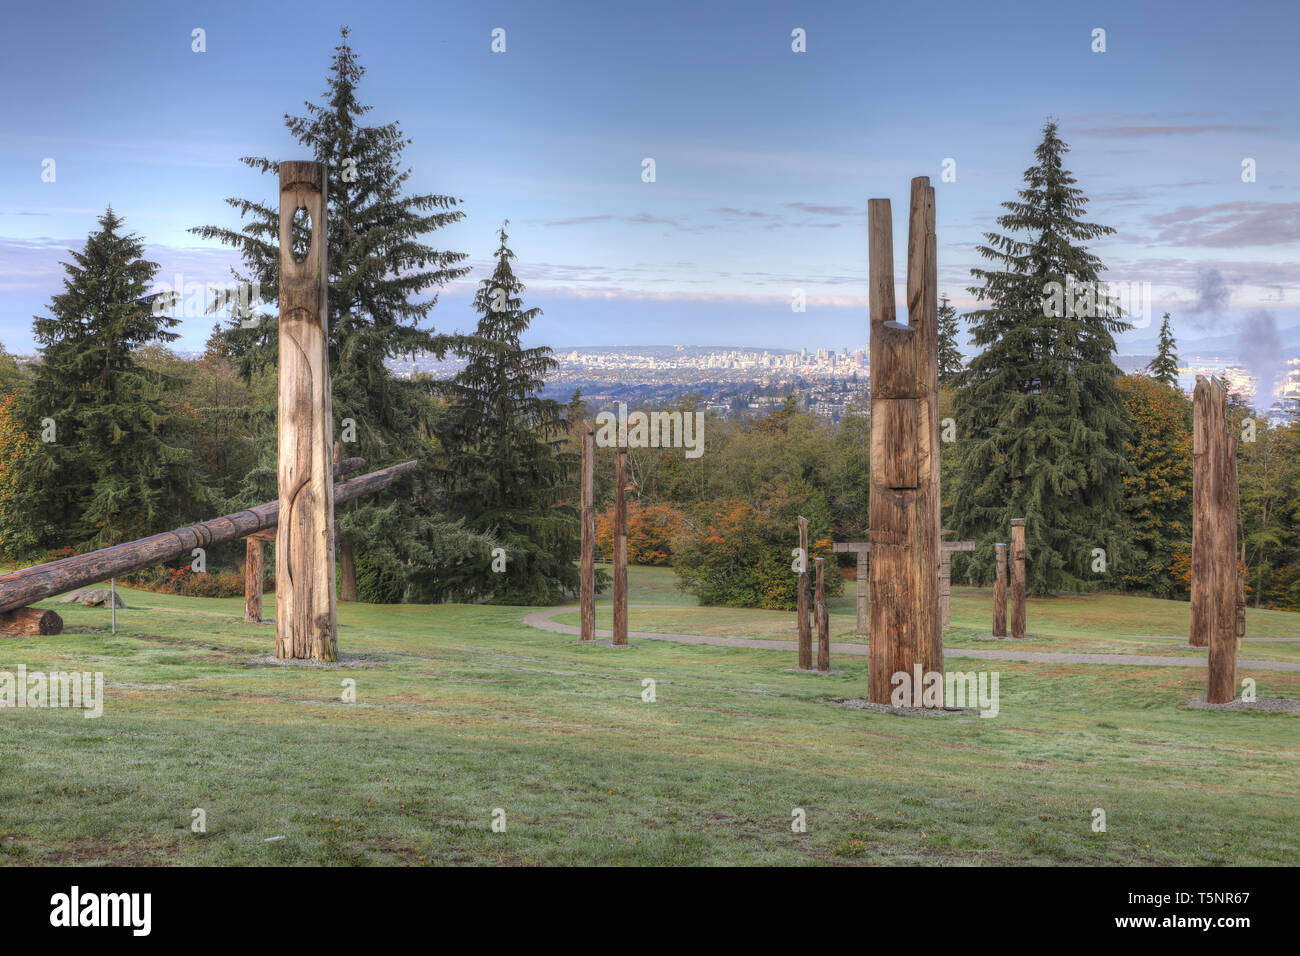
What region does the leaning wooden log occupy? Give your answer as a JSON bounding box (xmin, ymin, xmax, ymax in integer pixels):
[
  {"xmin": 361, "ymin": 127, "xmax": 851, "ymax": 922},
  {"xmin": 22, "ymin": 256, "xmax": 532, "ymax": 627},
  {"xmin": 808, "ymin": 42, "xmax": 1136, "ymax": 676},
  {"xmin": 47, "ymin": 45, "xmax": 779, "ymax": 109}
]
[
  {"xmin": 0, "ymin": 606, "xmax": 64, "ymax": 637},
  {"xmin": 0, "ymin": 461, "xmax": 417, "ymax": 615},
  {"xmin": 334, "ymin": 457, "xmax": 364, "ymax": 477}
]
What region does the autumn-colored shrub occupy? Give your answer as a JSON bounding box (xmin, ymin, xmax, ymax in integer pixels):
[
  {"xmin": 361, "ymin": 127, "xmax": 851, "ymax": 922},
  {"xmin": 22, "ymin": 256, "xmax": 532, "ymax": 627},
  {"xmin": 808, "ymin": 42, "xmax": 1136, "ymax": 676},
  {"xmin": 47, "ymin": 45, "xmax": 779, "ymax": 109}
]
[
  {"xmin": 122, "ymin": 564, "xmax": 258, "ymax": 598},
  {"xmin": 0, "ymin": 391, "xmax": 40, "ymax": 559},
  {"xmin": 672, "ymin": 487, "xmax": 840, "ymax": 609},
  {"xmin": 595, "ymin": 501, "xmax": 686, "ymax": 566}
]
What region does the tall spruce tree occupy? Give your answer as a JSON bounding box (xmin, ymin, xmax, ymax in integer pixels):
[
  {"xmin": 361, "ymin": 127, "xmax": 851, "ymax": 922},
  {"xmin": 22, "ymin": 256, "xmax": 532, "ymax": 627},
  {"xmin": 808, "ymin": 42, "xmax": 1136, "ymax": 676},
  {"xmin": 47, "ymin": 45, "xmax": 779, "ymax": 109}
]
[
  {"xmin": 937, "ymin": 294, "xmax": 963, "ymax": 385},
  {"xmin": 951, "ymin": 121, "xmax": 1132, "ymax": 594},
  {"xmin": 433, "ymin": 225, "xmax": 578, "ymax": 604},
  {"xmin": 191, "ymin": 27, "xmax": 491, "ymax": 601},
  {"xmin": 1146, "ymin": 312, "xmax": 1180, "ymax": 387},
  {"xmin": 18, "ymin": 208, "xmax": 209, "ymax": 554}
]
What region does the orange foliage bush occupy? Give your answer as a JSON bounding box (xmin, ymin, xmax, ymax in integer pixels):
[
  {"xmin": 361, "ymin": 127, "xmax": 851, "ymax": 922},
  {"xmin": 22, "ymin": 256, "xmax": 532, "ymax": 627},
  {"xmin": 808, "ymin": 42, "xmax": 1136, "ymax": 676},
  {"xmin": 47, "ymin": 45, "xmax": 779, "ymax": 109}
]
[{"xmin": 595, "ymin": 501, "xmax": 686, "ymax": 566}]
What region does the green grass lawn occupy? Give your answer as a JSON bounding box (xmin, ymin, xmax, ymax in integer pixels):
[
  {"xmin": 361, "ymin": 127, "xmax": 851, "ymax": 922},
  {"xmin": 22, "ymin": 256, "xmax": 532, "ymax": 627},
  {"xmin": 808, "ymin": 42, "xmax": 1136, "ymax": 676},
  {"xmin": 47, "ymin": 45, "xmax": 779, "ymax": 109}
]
[{"xmin": 1, "ymin": 565, "xmax": 1297, "ymax": 866}]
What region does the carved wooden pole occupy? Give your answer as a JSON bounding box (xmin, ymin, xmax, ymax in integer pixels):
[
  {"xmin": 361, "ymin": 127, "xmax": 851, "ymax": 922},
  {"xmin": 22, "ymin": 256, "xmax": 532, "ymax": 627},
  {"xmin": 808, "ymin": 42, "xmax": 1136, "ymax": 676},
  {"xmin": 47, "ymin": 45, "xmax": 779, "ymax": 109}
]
[
  {"xmin": 797, "ymin": 516, "xmax": 811, "ymax": 670},
  {"xmin": 1194, "ymin": 376, "xmax": 1240, "ymax": 703},
  {"xmin": 912, "ymin": 179, "xmax": 942, "ymax": 667},
  {"xmin": 613, "ymin": 444, "xmax": 628, "ymax": 646},
  {"xmin": 580, "ymin": 423, "xmax": 595, "ymax": 642},
  {"xmin": 815, "ymin": 557, "xmax": 830, "ymax": 672},
  {"xmin": 275, "ymin": 160, "xmax": 337, "ymax": 661},
  {"xmin": 867, "ymin": 180, "xmax": 941, "ymax": 706},
  {"xmin": 993, "ymin": 542, "xmax": 1007, "ymax": 637},
  {"xmin": 1010, "ymin": 519, "xmax": 1026, "ymax": 640}
]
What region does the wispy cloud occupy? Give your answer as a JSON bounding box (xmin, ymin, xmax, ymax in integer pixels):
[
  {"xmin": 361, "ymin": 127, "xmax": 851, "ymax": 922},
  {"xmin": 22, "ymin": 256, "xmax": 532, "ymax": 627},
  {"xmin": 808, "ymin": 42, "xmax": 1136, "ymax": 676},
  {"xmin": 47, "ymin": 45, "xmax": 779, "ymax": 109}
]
[
  {"xmin": 1078, "ymin": 124, "xmax": 1271, "ymax": 138},
  {"xmin": 1145, "ymin": 201, "xmax": 1300, "ymax": 247}
]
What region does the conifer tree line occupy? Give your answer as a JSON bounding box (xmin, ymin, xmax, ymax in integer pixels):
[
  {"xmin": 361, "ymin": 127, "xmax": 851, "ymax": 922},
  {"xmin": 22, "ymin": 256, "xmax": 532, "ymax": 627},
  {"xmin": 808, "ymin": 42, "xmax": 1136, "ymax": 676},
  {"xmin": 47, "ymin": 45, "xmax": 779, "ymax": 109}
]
[
  {"xmin": 0, "ymin": 28, "xmax": 574, "ymax": 605},
  {"xmin": 2, "ymin": 50, "xmax": 1299, "ymax": 610}
]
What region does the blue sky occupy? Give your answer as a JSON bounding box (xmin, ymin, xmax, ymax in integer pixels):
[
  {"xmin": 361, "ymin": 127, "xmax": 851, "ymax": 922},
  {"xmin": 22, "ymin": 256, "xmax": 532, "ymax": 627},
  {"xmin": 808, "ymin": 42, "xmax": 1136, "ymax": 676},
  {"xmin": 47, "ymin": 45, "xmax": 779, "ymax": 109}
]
[{"xmin": 2, "ymin": 0, "xmax": 1297, "ymax": 365}]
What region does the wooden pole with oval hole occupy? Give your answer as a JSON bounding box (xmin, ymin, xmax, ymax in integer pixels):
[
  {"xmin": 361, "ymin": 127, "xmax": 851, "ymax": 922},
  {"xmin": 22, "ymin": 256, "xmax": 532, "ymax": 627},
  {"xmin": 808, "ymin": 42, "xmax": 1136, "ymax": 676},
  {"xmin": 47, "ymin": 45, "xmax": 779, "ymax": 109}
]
[
  {"xmin": 275, "ymin": 160, "xmax": 337, "ymax": 661},
  {"xmin": 867, "ymin": 179, "xmax": 941, "ymax": 706},
  {"xmin": 580, "ymin": 423, "xmax": 596, "ymax": 642}
]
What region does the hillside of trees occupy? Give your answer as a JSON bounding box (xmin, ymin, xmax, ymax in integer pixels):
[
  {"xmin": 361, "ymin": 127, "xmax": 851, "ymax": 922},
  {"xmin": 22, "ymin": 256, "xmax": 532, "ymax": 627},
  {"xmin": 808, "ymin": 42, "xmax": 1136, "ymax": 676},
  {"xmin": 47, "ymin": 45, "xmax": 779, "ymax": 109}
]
[{"xmin": 2, "ymin": 40, "xmax": 1297, "ymax": 612}]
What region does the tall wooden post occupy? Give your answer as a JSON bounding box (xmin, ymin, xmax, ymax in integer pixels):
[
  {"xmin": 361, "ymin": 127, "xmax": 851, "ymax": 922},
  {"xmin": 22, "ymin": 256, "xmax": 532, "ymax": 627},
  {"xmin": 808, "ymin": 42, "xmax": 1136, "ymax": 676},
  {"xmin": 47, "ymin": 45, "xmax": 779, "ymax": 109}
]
[
  {"xmin": 797, "ymin": 517, "xmax": 811, "ymax": 670},
  {"xmin": 939, "ymin": 551, "xmax": 952, "ymax": 629},
  {"xmin": 244, "ymin": 536, "xmax": 264, "ymax": 623},
  {"xmin": 867, "ymin": 179, "xmax": 941, "ymax": 706},
  {"xmin": 1214, "ymin": 426, "xmax": 1240, "ymax": 700},
  {"xmin": 1190, "ymin": 379, "xmax": 1211, "ymax": 649},
  {"xmin": 1009, "ymin": 519, "xmax": 1026, "ymax": 640},
  {"xmin": 912, "ymin": 179, "xmax": 942, "ymax": 668},
  {"xmin": 815, "ymin": 557, "xmax": 830, "ymax": 672},
  {"xmin": 854, "ymin": 548, "xmax": 867, "ymax": 638},
  {"xmin": 993, "ymin": 542, "xmax": 1007, "ymax": 637},
  {"xmin": 613, "ymin": 444, "xmax": 628, "ymax": 646},
  {"xmin": 580, "ymin": 423, "xmax": 596, "ymax": 643},
  {"xmin": 335, "ymin": 443, "xmax": 358, "ymax": 603},
  {"xmin": 275, "ymin": 160, "xmax": 337, "ymax": 661},
  {"xmin": 1193, "ymin": 376, "xmax": 1240, "ymax": 703}
]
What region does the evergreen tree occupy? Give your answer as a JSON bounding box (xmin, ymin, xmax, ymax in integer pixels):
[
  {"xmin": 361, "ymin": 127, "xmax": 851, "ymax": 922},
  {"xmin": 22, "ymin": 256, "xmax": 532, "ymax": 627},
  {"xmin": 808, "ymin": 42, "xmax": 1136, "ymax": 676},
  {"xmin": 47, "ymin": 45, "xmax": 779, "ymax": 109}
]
[
  {"xmin": 951, "ymin": 121, "xmax": 1132, "ymax": 594},
  {"xmin": 1117, "ymin": 374, "xmax": 1192, "ymax": 595},
  {"xmin": 17, "ymin": 208, "xmax": 209, "ymax": 554},
  {"xmin": 433, "ymin": 225, "xmax": 578, "ymax": 604},
  {"xmin": 937, "ymin": 294, "xmax": 963, "ymax": 385},
  {"xmin": 191, "ymin": 27, "xmax": 489, "ymax": 601},
  {"xmin": 1146, "ymin": 312, "xmax": 1180, "ymax": 387}
]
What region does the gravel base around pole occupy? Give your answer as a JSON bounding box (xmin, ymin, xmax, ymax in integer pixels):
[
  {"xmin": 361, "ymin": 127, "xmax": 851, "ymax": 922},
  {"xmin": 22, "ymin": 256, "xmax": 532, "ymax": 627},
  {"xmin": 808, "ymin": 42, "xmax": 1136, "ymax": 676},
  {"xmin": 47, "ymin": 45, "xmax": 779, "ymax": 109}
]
[
  {"xmin": 1187, "ymin": 696, "xmax": 1300, "ymax": 714},
  {"xmin": 839, "ymin": 698, "xmax": 974, "ymax": 717}
]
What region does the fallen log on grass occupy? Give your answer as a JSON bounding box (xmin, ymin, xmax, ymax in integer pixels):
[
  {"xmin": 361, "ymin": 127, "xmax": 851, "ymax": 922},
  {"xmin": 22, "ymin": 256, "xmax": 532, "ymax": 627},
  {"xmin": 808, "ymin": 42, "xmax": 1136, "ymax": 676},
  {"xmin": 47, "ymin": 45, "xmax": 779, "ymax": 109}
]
[
  {"xmin": 0, "ymin": 606, "xmax": 63, "ymax": 637},
  {"xmin": 0, "ymin": 460, "xmax": 418, "ymax": 628}
]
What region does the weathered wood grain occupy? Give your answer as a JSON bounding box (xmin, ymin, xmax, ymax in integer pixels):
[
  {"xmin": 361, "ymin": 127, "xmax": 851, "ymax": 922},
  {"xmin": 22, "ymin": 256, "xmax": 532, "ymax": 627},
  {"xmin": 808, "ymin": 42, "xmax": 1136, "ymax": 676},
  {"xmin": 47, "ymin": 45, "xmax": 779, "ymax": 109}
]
[
  {"xmin": 797, "ymin": 516, "xmax": 811, "ymax": 670},
  {"xmin": 613, "ymin": 444, "xmax": 628, "ymax": 646},
  {"xmin": 1010, "ymin": 519, "xmax": 1026, "ymax": 640},
  {"xmin": 580, "ymin": 423, "xmax": 596, "ymax": 642},
  {"xmin": 993, "ymin": 542, "xmax": 1008, "ymax": 637},
  {"xmin": 0, "ymin": 607, "xmax": 63, "ymax": 637},
  {"xmin": 276, "ymin": 160, "xmax": 336, "ymax": 662}
]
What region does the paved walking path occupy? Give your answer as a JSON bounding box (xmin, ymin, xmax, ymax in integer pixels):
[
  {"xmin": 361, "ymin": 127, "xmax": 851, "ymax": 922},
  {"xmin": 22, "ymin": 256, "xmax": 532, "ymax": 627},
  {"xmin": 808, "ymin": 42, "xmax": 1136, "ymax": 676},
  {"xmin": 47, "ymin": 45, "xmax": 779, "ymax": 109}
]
[{"xmin": 522, "ymin": 606, "xmax": 1300, "ymax": 672}]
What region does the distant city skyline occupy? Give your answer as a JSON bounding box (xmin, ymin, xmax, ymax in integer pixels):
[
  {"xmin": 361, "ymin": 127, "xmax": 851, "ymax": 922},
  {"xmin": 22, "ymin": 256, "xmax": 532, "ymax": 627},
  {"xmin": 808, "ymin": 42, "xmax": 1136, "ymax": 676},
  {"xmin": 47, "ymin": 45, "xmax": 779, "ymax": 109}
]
[{"xmin": 3, "ymin": 0, "xmax": 1298, "ymax": 393}]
